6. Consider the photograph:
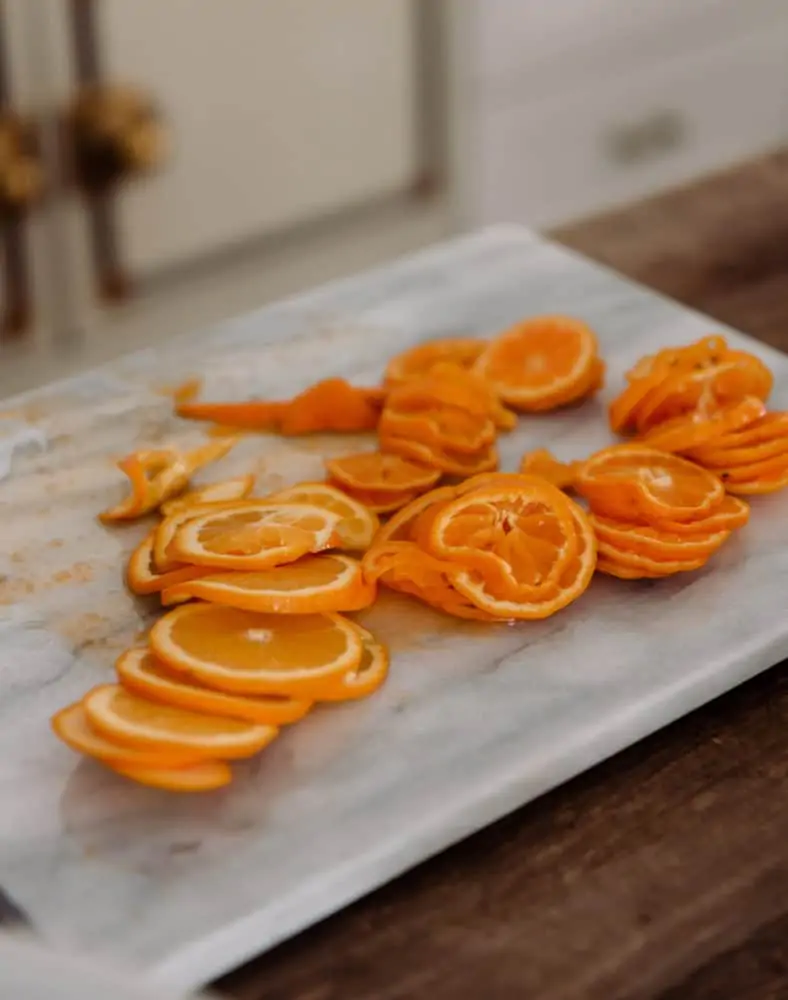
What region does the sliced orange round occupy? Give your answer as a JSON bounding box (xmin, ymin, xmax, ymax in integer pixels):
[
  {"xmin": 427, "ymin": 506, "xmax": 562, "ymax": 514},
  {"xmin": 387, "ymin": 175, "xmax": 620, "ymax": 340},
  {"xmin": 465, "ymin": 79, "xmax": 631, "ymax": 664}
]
[
  {"xmin": 370, "ymin": 486, "xmax": 459, "ymax": 546},
  {"xmin": 713, "ymin": 452, "xmax": 788, "ymax": 484},
  {"xmin": 473, "ymin": 316, "xmax": 598, "ymax": 411},
  {"xmin": 451, "ymin": 499, "xmax": 596, "ymax": 619},
  {"xmin": 595, "ymin": 539, "xmax": 707, "ymax": 577},
  {"xmin": 160, "ymin": 474, "xmax": 255, "ymax": 516},
  {"xmin": 687, "ymin": 435, "xmax": 788, "ymax": 468},
  {"xmin": 161, "ymin": 554, "xmax": 375, "ymax": 614},
  {"xmin": 426, "ymin": 477, "xmax": 579, "ymax": 598},
  {"xmin": 688, "ymin": 412, "xmax": 788, "ymax": 452},
  {"xmin": 640, "ymin": 395, "xmax": 765, "ymax": 454},
  {"xmin": 83, "ymin": 684, "xmax": 279, "ymax": 759},
  {"xmin": 51, "ymin": 702, "xmax": 202, "ymax": 768},
  {"xmin": 264, "ymin": 481, "xmax": 379, "ymax": 550},
  {"xmin": 379, "ymin": 407, "xmax": 496, "ymax": 455},
  {"xmin": 110, "ymin": 759, "xmax": 232, "ymax": 792},
  {"xmin": 384, "ymin": 337, "xmax": 487, "ymax": 386},
  {"xmin": 596, "ymin": 558, "xmax": 666, "ymax": 580},
  {"xmin": 126, "ymin": 531, "xmax": 209, "ymax": 595},
  {"xmin": 116, "ymin": 647, "xmax": 311, "ymax": 725},
  {"xmin": 650, "ymin": 494, "xmax": 749, "ymax": 535},
  {"xmin": 171, "ymin": 502, "xmax": 341, "ymax": 570},
  {"xmin": 154, "ymin": 499, "xmax": 249, "ymax": 572},
  {"xmin": 318, "ymin": 623, "xmax": 390, "ymax": 701},
  {"xmin": 379, "ymin": 435, "xmax": 498, "ymax": 477},
  {"xmin": 575, "ymin": 445, "xmax": 725, "ymax": 522},
  {"xmin": 326, "ymin": 481, "xmax": 421, "ymax": 514},
  {"xmin": 518, "ymin": 449, "xmax": 581, "ymax": 490},
  {"xmin": 325, "ymin": 451, "xmax": 440, "ymax": 493},
  {"xmin": 149, "ymin": 603, "xmax": 363, "ymax": 696},
  {"xmin": 588, "ymin": 512, "xmax": 730, "ymax": 561},
  {"xmin": 726, "ymin": 467, "xmax": 788, "ymax": 495}
]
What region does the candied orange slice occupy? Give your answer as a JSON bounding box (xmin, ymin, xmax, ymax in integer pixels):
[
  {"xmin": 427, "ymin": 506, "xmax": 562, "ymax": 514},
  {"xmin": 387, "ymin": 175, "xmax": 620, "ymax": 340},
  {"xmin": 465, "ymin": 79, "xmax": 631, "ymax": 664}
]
[
  {"xmin": 640, "ymin": 396, "xmax": 765, "ymax": 454},
  {"xmin": 51, "ymin": 702, "xmax": 202, "ymax": 768},
  {"xmin": 171, "ymin": 502, "xmax": 341, "ymax": 571},
  {"xmin": 318, "ymin": 623, "xmax": 390, "ymax": 701},
  {"xmin": 588, "ymin": 513, "xmax": 730, "ymax": 561},
  {"xmin": 596, "ymin": 558, "xmax": 667, "ymax": 580},
  {"xmin": 380, "ymin": 435, "xmax": 499, "ymax": 477},
  {"xmin": 473, "ymin": 316, "xmax": 598, "ymax": 411},
  {"xmin": 450, "ymin": 500, "xmax": 596, "ymax": 619},
  {"xmin": 149, "ymin": 603, "xmax": 363, "ymax": 696},
  {"xmin": 154, "ymin": 500, "xmax": 247, "ymax": 572},
  {"xmin": 596, "ymin": 540, "xmax": 707, "ymax": 577},
  {"xmin": 426, "ymin": 478, "xmax": 578, "ymax": 598},
  {"xmin": 110, "ymin": 759, "xmax": 232, "ymax": 792},
  {"xmin": 685, "ymin": 413, "xmax": 788, "ymax": 466},
  {"xmin": 379, "ymin": 408, "xmax": 496, "ymax": 455},
  {"xmin": 116, "ymin": 647, "xmax": 311, "ymax": 725},
  {"xmin": 713, "ymin": 452, "xmax": 788, "ymax": 484},
  {"xmin": 650, "ymin": 494, "xmax": 750, "ymax": 535},
  {"xmin": 518, "ymin": 449, "xmax": 581, "ymax": 490},
  {"xmin": 325, "ymin": 480, "xmax": 420, "ymax": 515},
  {"xmin": 576, "ymin": 445, "xmax": 725, "ymax": 522},
  {"xmin": 264, "ymin": 481, "xmax": 379, "ymax": 550},
  {"xmin": 160, "ymin": 474, "xmax": 255, "ymax": 516},
  {"xmin": 725, "ymin": 467, "xmax": 788, "ymax": 495},
  {"xmin": 384, "ymin": 337, "xmax": 487, "ymax": 385},
  {"xmin": 83, "ymin": 684, "xmax": 279, "ymax": 759},
  {"xmin": 325, "ymin": 452, "xmax": 440, "ymax": 493},
  {"xmin": 162, "ymin": 554, "xmax": 375, "ymax": 614},
  {"xmin": 126, "ymin": 531, "xmax": 209, "ymax": 595},
  {"xmin": 370, "ymin": 486, "xmax": 460, "ymax": 546}
]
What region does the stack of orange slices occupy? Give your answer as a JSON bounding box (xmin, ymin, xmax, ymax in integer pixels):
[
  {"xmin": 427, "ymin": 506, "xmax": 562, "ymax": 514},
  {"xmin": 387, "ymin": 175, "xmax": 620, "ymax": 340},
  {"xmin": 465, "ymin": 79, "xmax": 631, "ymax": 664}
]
[
  {"xmin": 362, "ymin": 473, "xmax": 597, "ymax": 620},
  {"xmin": 574, "ymin": 444, "xmax": 749, "ymax": 579},
  {"xmin": 324, "ymin": 452, "xmax": 441, "ymax": 514}
]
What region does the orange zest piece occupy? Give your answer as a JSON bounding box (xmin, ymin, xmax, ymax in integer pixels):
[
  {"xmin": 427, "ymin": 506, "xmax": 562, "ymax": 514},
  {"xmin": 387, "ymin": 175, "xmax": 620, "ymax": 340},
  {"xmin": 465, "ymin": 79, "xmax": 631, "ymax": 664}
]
[
  {"xmin": 473, "ymin": 316, "xmax": 601, "ymax": 411},
  {"xmin": 116, "ymin": 647, "xmax": 312, "ymax": 725},
  {"xmin": 170, "ymin": 502, "xmax": 341, "ymax": 571},
  {"xmin": 264, "ymin": 481, "xmax": 379, "ymax": 550},
  {"xmin": 161, "ymin": 554, "xmax": 375, "ymax": 614},
  {"xmin": 518, "ymin": 448, "xmax": 581, "ymax": 490},
  {"xmin": 109, "ymin": 759, "xmax": 232, "ymax": 792},
  {"xmin": 326, "ymin": 451, "xmax": 440, "ymax": 493},
  {"xmin": 149, "ymin": 603, "xmax": 363, "ymax": 697},
  {"xmin": 82, "ymin": 683, "xmax": 279, "ymax": 759}
]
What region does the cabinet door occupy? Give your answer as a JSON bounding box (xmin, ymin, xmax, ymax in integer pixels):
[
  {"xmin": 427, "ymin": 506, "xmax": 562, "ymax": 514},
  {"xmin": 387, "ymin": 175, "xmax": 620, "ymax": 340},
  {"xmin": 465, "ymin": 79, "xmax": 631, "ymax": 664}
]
[{"xmin": 91, "ymin": 0, "xmax": 420, "ymax": 279}]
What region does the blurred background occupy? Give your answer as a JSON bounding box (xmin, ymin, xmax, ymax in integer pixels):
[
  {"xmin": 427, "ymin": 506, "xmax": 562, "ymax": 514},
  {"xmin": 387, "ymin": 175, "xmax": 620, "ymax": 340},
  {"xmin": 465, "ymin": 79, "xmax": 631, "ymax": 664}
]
[{"xmin": 1, "ymin": 0, "xmax": 787, "ymax": 395}]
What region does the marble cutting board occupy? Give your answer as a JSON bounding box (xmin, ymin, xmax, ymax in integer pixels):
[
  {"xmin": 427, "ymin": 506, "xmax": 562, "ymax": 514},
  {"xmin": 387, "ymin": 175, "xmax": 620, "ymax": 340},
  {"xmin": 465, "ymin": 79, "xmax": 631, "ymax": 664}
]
[{"xmin": 1, "ymin": 227, "xmax": 787, "ymax": 990}]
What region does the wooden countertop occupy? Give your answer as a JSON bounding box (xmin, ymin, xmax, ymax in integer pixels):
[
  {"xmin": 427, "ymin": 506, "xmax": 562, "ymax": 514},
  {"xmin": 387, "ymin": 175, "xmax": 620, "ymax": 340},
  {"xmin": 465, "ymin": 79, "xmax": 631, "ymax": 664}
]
[{"xmin": 218, "ymin": 153, "xmax": 788, "ymax": 1000}]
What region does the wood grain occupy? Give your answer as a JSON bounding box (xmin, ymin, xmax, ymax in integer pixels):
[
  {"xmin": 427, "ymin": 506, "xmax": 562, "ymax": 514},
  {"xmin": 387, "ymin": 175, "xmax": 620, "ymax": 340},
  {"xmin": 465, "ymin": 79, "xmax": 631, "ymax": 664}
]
[{"xmin": 219, "ymin": 152, "xmax": 788, "ymax": 1000}]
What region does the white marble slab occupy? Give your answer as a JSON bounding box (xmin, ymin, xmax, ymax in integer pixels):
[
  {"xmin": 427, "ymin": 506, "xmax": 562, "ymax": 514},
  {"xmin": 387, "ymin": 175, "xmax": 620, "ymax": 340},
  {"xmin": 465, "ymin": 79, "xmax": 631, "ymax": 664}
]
[{"xmin": 1, "ymin": 227, "xmax": 787, "ymax": 990}]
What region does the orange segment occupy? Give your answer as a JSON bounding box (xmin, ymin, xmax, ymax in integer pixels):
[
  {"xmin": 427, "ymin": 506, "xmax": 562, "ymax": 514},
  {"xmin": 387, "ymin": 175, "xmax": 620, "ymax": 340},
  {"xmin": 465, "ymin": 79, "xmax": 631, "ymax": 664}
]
[
  {"xmin": 325, "ymin": 452, "xmax": 440, "ymax": 492},
  {"xmin": 265, "ymin": 481, "xmax": 379, "ymax": 550},
  {"xmin": 116, "ymin": 647, "xmax": 311, "ymax": 725},
  {"xmin": 83, "ymin": 684, "xmax": 279, "ymax": 759},
  {"xmin": 576, "ymin": 445, "xmax": 725, "ymax": 522},
  {"xmin": 51, "ymin": 702, "xmax": 202, "ymax": 768},
  {"xmin": 318, "ymin": 623, "xmax": 390, "ymax": 701},
  {"xmin": 161, "ymin": 554, "xmax": 375, "ymax": 614},
  {"xmin": 451, "ymin": 500, "xmax": 597, "ymax": 619},
  {"xmin": 384, "ymin": 337, "xmax": 487, "ymax": 386},
  {"xmin": 160, "ymin": 474, "xmax": 255, "ymax": 516},
  {"xmin": 110, "ymin": 759, "xmax": 232, "ymax": 792},
  {"xmin": 149, "ymin": 603, "xmax": 363, "ymax": 696},
  {"xmin": 126, "ymin": 531, "xmax": 209, "ymax": 595},
  {"xmin": 474, "ymin": 316, "xmax": 598, "ymax": 411},
  {"xmin": 171, "ymin": 502, "xmax": 341, "ymax": 570}
]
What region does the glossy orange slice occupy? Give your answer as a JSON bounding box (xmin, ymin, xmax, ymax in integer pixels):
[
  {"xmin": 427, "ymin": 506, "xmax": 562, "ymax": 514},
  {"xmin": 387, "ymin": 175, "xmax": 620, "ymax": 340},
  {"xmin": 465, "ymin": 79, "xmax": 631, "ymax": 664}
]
[
  {"xmin": 160, "ymin": 474, "xmax": 255, "ymax": 516},
  {"xmin": 595, "ymin": 539, "xmax": 708, "ymax": 577},
  {"xmin": 149, "ymin": 603, "xmax": 363, "ymax": 696},
  {"xmin": 379, "ymin": 435, "xmax": 499, "ymax": 477},
  {"xmin": 83, "ymin": 684, "xmax": 279, "ymax": 759},
  {"xmin": 650, "ymin": 494, "xmax": 750, "ymax": 535},
  {"xmin": 640, "ymin": 395, "xmax": 765, "ymax": 454},
  {"xmin": 378, "ymin": 407, "xmax": 496, "ymax": 455},
  {"xmin": 474, "ymin": 316, "xmax": 598, "ymax": 411},
  {"xmin": 126, "ymin": 531, "xmax": 208, "ymax": 596},
  {"xmin": 518, "ymin": 448, "xmax": 581, "ymax": 490},
  {"xmin": 264, "ymin": 481, "xmax": 379, "ymax": 550},
  {"xmin": 318, "ymin": 623, "xmax": 390, "ymax": 701},
  {"xmin": 384, "ymin": 337, "xmax": 487, "ymax": 386},
  {"xmin": 161, "ymin": 554, "xmax": 375, "ymax": 614},
  {"xmin": 325, "ymin": 452, "xmax": 440, "ymax": 493},
  {"xmin": 109, "ymin": 759, "xmax": 232, "ymax": 792},
  {"xmin": 116, "ymin": 647, "xmax": 311, "ymax": 725},
  {"xmin": 588, "ymin": 513, "xmax": 730, "ymax": 561},
  {"xmin": 326, "ymin": 481, "xmax": 421, "ymax": 514}
]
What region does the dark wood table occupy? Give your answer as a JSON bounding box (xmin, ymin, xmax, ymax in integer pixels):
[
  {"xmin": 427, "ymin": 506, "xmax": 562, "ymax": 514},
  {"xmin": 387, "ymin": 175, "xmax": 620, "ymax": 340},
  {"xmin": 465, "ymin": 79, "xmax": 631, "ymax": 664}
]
[{"xmin": 218, "ymin": 152, "xmax": 788, "ymax": 1000}]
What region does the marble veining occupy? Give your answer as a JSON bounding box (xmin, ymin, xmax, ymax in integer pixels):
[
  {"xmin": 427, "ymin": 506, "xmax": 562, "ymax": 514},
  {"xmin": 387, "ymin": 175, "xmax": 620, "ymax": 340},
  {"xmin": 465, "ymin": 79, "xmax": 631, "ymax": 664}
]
[{"xmin": 0, "ymin": 227, "xmax": 787, "ymax": 989}]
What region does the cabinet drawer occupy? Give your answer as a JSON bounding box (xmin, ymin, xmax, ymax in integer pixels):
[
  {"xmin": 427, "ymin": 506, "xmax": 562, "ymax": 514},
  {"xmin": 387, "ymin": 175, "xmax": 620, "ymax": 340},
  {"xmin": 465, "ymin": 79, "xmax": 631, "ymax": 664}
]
[
  {"xmin": 473, "ymin": 0, "xmax": 787, "ymax": 101},
  {"xmin": 472, "ymin": 32, "xmax": 788, "ymax": 229}
]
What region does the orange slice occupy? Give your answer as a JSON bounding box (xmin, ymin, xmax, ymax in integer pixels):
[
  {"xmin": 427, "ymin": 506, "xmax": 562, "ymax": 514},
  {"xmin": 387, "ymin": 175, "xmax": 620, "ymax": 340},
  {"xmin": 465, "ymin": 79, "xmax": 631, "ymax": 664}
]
[
  {"xmin": 318, "ymin": 623, "xmax": 390, "ymax": 701},
  {"xmin": 325, "ymin": 452, "xmax": 440, "ymax": 493},
  {"xmin": 161, "ymin": 553, "xmax": 375, "ymax": 614},
  {"xmin": 687, "ymin": 435, "xmax": 788, "ymax": 468},
  {"xmin": 712, "ymin": 452, "xmax": 788, "ymax": 484},
  {"xmin": 588, "ymin": 513, "xmax": 730, "ymax": 561},
  {"xmin": 171, "ymin": 502, "xmax": 341, "ymax": 571},
  {"xmin": 518, "ymin": 449, "xmax": 581, "ymax": 490},
  {"xmin": 265, "ymin": 481, "xmax": 379, "ymax": 550},
  {"xmin": 149, "ymin": 603, "xmax": 363, "ymax": 696},
  {"xmin": 596, "ymin": 539, "xmax": 707, "ymax": 577},
  {"xmin": 326, "ymin": 481, "xmax": 421, "ymax": 515},
  {"xmin": 116, "ymin": 647, "xmax": 311, "ymax": 724},
  {"xmin": 370, "ymin": 486, "xmax": 460, "ymax": 546},
  {"xmin": 384, "ymin": 337, "xmax": 487, "ymax": 386},
  {"xmin": 160, "ymin": 474, "xmax": 255, "ymax": 516},
  {"xmin": 110, "ymin": 759, "xmax": 232, "ymax": 792},
  {"xmin": 639, "ymin": 396, "xmax": 765, "ymax": 454},
  {"xmin": 725, "ymin": 467, "xmax": 788, "ymax": 495},
  {"xmin": 51, "ymin": 702, "xmax": 202, "ymax": 768},
  {"xmin": 689, "ymin": 412, "xmax": 788, "ymax": 452},
  {"xmin": 379, "ymin": 435, "xmax": 499, "ymax": 477},
  {"xmin": 126, "ymin": 531, "xmax": 209, "ymax": 595},
  {"xmin": 451, "ymin": 499, "xmax": 597, "ymax": 619},
  {"xmin": 82, "ymin": 684, "xmax": 279, "ymax": 759},
  {"xmin": 650, "ymin": 494, "xmax": 750, "ymax": 535},
  {"xmin": 575, "ymin": 445, "xmax": 725, "ymax": 522},
  {"xmin": 473, "ymin": 316, "xmax": 598, "ymax": 411},
  {"xmin": 378, "ymin": 407, "xmax": 496, "ymax": 454},
  {"xmin": 596, "ymin": 558, "xmax": 668, "ymax": 580},
  {"xmin": 426, "ymin": 477, "xmax": 579, "ymax": 598}
]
